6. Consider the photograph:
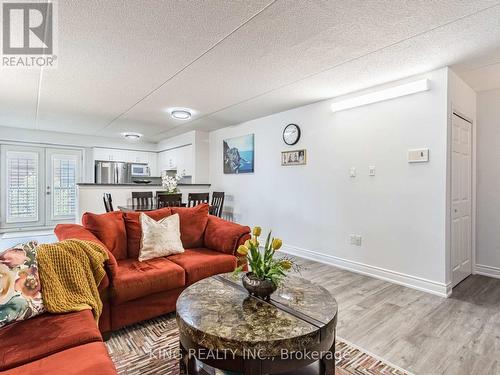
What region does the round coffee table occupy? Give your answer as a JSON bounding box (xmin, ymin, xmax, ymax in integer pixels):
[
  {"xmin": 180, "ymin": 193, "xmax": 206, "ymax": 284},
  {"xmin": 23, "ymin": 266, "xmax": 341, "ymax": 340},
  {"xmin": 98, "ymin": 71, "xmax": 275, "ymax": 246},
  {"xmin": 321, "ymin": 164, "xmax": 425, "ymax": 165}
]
[{"xmin": 176, "ymin": 273, "xmax": 338, "ymax": 375}]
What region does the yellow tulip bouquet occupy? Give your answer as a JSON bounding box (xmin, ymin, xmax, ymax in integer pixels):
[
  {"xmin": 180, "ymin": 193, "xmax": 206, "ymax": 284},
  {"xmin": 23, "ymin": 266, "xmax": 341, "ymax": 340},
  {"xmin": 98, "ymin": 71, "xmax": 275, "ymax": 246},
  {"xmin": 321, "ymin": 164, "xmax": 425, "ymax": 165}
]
[{"xmin": 233, "ymin": 226, "xmax": 295, "ymax": 289}]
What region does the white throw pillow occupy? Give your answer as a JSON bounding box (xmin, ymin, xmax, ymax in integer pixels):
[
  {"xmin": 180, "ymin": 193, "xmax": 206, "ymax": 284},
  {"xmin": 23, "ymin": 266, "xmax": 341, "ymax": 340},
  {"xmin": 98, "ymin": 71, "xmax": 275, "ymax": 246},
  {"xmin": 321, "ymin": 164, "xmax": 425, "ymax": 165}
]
[{"xmin": 138, "ymin": 213, "xmax": 184, "ymax": 261}]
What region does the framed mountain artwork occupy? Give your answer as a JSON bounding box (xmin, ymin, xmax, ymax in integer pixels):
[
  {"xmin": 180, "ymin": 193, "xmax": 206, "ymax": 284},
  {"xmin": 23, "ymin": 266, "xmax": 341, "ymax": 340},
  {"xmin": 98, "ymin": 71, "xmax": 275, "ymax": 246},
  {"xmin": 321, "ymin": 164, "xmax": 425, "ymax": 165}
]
[{"xmin": 223, "ymin": 134, "xmax": 254, "ymax": 174}]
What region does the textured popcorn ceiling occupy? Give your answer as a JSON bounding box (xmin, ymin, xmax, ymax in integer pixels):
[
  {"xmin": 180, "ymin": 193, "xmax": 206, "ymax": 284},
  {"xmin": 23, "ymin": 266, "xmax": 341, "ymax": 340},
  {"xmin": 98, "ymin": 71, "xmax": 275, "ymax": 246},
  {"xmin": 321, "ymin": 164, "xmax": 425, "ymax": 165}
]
[{"xmin": 1, "ymin": 0, "xmax": 500, "ymax": 141}]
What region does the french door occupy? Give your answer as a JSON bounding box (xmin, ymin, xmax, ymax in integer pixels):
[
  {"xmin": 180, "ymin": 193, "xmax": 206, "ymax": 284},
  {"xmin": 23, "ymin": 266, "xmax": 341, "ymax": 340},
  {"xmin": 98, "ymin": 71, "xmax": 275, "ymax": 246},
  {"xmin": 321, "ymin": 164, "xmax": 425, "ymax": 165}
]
[{"xmin": 0, "ymin": 145, "xmax": 82, "ymax": 231}]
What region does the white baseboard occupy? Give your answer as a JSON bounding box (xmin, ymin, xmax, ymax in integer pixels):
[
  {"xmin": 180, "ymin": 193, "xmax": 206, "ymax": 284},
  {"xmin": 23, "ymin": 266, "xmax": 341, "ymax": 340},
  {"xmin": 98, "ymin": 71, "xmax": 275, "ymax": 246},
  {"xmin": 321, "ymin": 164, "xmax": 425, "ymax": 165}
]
[
  {"xmin": 282, "ymin": 245, "xmax": 451, "ymax": 298},
  {"xmin": 475, "ymin": 264, "xmax": 500, "ymax": 279}
]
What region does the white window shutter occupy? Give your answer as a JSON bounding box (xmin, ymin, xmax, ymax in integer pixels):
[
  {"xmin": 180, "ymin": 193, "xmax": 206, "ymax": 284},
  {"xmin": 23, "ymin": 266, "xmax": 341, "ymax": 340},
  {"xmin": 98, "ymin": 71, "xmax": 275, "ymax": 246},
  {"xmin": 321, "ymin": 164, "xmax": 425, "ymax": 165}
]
[{"xmin": 6, "ymin": 151, "xmax": 39, "ymax": 223}]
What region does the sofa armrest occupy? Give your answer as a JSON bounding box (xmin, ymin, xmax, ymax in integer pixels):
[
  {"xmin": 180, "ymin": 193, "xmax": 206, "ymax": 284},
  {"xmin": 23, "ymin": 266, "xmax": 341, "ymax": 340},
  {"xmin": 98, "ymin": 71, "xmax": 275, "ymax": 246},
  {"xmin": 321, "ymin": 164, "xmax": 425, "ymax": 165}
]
[
  {"xmin": 54, "ymin": 224, "xmax": 118, "ymax": 279},
  {"xmin": 204, "ymin": 216, "xmax": 251, "ymax": 255}
]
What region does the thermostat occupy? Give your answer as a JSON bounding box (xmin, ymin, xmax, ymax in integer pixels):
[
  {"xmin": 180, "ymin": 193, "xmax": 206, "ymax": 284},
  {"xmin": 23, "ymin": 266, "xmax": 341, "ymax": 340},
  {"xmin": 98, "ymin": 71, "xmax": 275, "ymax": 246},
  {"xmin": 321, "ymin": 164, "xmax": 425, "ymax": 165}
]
[{"xmin": 408, "ymin": 148, "xmax": 429, "ymax": 163}]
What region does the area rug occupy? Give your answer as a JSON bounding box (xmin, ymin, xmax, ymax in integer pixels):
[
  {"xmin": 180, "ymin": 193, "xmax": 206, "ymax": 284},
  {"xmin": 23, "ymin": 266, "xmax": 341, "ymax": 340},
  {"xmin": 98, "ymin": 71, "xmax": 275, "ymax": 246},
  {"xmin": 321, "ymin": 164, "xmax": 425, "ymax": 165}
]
[{"xmin": 106, "ymin": 314, "xmax": 410, "ymax": 375}]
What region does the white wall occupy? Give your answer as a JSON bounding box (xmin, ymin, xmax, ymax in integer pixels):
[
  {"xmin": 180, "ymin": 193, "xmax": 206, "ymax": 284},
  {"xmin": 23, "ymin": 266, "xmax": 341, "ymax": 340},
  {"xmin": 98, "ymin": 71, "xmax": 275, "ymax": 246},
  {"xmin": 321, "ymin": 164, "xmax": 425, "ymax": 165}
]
[
  {"xmin": 157, "ymin": 131, "xmax": 195, "ymax": 151},
  {"xmin": 476, "ymin": 89, "xmax": 500, "ymax": 278},
  {"xmin": 194, "ymin": 131, "xmax": 210, "ymax": 183},
  {"xmin": 209, "ymin": 68, "xmax": 450, "ymax": 295}
]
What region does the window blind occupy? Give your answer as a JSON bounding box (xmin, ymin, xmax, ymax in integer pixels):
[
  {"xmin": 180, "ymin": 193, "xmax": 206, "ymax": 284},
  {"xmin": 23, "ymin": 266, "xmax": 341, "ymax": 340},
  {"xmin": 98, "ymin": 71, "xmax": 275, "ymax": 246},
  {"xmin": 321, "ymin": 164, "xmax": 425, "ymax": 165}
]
[
  {"xmin": 7, "ymin": 151, "xmax": 39, "ymax": 223},
  {"xmin": 52, "ymin": 156, "xmax": 77, "ymax": 218}
]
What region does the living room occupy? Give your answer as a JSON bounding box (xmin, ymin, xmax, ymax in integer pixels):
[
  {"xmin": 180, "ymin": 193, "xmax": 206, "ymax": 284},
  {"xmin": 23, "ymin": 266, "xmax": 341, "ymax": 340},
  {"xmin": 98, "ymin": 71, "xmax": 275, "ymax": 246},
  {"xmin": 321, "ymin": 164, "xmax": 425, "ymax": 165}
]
[{"xmin": 1, "ymin": 1, "xmax": 500, "ymax": 374}]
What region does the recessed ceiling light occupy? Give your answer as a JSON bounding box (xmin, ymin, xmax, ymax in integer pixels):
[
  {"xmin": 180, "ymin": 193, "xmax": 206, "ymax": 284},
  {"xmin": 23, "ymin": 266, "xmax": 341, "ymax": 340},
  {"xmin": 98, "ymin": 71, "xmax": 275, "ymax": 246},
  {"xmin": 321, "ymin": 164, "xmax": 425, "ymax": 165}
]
[
  {"xmin": 123, "ymin": 132, "xmax": 142, "ymax": 140},
  {"xmin": 170, "ymin": 108, "xmax": 192, "ymax": 120}
]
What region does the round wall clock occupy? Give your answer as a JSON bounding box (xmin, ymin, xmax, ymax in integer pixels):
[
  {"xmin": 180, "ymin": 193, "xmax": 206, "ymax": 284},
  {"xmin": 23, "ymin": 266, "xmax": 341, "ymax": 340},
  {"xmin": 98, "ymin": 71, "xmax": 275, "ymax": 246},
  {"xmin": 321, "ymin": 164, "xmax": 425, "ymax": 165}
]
[{"xmin": 283, "ymin": 123, "xmax": 301, "ymax": 145}]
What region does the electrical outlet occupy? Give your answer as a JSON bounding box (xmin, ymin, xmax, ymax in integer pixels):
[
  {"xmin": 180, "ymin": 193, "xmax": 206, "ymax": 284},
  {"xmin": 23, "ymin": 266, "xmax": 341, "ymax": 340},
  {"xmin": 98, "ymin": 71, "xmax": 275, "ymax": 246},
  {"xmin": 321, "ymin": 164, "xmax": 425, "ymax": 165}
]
[{"xmin": 356, "ymin": 235, "xmax": 362, "ymax": 246}]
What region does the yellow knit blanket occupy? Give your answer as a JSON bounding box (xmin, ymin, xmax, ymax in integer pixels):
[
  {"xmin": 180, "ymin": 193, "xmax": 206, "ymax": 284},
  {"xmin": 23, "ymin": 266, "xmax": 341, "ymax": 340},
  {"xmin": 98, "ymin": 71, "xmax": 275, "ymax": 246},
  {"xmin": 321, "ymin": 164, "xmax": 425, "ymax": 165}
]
[{"xmin": 37, "ymin": 239, "xmax": 109, "ymax": 322}]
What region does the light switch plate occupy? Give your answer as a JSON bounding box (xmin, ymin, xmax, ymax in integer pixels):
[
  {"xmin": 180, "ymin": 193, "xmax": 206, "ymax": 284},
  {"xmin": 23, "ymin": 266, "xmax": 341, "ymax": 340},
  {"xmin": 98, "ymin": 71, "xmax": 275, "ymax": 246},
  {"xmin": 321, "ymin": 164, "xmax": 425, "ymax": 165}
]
[
  {"xmin": 369, "ymin": 166, "xmax": 376, "ymax": 176},
  {"xmin": 408, "ymin": 148, "xmax": 429, "ymax": 163},
  {"xmin": 349, "ymin": 167, "xmax": 356, "ymax": 177},
  {"xmin": 356, "ymin": 235, "xmax": 362, "ymax": 246},
  {"xmin": 350, "ymin": 234, "xmax": 357, "ymax": 245}
]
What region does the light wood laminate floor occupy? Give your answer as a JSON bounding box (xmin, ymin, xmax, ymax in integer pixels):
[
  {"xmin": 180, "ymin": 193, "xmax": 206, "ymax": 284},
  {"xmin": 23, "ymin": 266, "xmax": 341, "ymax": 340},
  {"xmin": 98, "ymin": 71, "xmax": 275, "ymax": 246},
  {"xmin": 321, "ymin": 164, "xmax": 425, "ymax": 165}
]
[{"xmin": 293, "ymin": 258, "xmax": 500, "ymax": 375}]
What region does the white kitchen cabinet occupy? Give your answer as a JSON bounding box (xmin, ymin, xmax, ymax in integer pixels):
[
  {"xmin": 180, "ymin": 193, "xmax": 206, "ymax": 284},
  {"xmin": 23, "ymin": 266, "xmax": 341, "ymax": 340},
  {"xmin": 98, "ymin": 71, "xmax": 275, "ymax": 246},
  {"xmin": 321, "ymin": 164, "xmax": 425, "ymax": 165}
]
[
  {"xmin": 93, "ymin": 148, "xmax": 157, "ymax": 173},
  {"xmin": 157, "ymin": 145, "xmax": 193, "ymax": 176},
  {"xmin": 123, "ymin": 150, "xmax": 150, "ymax": 164},
  {"xmin": 147, "ymin": 153, "xmax": 158, "ymax": 176},
  {"xmin": 176, "ymin": 145, "xmax": 193, "ymax": 176},
  {"xmin": 93, "ymin": 148, "xmax": 117, "ymax": 161},
  {"xmin": 158, "ymin": 149, "xmax": 176, "ymax": 171}
]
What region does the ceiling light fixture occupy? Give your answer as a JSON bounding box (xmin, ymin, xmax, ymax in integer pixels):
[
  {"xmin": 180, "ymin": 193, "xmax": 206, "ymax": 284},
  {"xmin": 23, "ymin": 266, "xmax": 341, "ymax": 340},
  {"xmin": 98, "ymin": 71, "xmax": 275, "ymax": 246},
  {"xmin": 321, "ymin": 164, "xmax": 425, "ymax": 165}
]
[
  {"xmin": 123, "ymin": 132, "xmax": 142, "ymax": 140},
  {"xmin": 170, "ymin": 108, "xmax": 192, "ymax": 120},
  {"xmin": 331, "ymin": 79, "xmax": 430, "ymax": 113}
]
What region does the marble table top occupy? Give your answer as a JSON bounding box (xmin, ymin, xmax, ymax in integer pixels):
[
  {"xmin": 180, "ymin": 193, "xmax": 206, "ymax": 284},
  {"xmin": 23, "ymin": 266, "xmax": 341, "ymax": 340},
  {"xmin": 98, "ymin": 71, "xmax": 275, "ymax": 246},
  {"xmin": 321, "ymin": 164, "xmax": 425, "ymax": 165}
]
[{"xmin": 176, "ymin": 273, "xmax": 338, "ymax": 357}]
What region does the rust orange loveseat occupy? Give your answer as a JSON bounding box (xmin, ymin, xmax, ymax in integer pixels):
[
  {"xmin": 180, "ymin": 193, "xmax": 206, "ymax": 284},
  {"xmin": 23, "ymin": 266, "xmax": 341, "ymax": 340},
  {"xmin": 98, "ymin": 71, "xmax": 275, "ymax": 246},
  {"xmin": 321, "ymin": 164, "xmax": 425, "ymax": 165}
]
[{"xmin": 54, "ymin": 203, "xmax": 251, "ymax": 334}]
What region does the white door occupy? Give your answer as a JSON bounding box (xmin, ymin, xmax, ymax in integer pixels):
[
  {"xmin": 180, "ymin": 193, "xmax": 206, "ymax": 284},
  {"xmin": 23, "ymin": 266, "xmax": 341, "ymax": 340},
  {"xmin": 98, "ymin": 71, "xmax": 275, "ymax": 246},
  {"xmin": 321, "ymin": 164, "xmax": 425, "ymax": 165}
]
[
  {"xmin": 451, "ymin": 114, "xmax": 473, "ymax": 287},
  {"xmin": 0, "ymin": 145, "xmax": 82, "ymax": 231},
  {"xmin": 45, "ymin": 148, "xmax": 82, "ymax": 226},
  {"xmin": 0, "ymin": 145, "xmax": 45, "ymax": 229}
]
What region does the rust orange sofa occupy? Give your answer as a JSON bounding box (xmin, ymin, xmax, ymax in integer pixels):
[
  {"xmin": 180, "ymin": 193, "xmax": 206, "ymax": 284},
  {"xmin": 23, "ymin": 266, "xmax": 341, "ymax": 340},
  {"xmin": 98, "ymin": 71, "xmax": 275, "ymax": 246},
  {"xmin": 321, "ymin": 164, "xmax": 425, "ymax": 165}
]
[
  {"xmin": 0, "ymin": 204, "xmax": 248, "ymax": 374},
  {"xmin": 54, "ymin": 203, "xmax": 251, "ymax": 334},
  {"xmin": 0, "ymin": 308, "xmax": 116, "ymax": 374},
  {"xmin": 0, "ymin": 239, "xmax": 117, "ymax": 374}
]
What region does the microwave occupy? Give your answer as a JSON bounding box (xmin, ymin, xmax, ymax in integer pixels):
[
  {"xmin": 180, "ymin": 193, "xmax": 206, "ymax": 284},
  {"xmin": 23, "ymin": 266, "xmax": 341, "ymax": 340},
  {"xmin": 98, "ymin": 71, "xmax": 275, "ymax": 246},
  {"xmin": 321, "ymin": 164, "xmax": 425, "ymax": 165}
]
[{"xmin": 129, "ymin": 163, "xmax": 150, "ymax": 177}]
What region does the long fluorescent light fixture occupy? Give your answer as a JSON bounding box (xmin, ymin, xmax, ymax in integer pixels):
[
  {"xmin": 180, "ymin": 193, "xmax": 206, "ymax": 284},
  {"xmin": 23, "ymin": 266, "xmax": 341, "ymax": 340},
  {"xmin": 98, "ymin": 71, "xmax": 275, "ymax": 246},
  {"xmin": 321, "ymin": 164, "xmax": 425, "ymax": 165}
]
[{"xmin": 331, "ymin": 79, "xmax": 430, "ymax": 113}]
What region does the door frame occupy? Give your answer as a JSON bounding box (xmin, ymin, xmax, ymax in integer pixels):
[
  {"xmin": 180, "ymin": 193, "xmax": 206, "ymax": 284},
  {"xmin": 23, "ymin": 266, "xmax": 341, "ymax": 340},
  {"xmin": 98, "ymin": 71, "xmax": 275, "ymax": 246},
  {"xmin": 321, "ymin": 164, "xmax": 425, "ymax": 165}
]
[{"xmin": 449, "ymin": 107, "xmax": 476, "ymax": 291}]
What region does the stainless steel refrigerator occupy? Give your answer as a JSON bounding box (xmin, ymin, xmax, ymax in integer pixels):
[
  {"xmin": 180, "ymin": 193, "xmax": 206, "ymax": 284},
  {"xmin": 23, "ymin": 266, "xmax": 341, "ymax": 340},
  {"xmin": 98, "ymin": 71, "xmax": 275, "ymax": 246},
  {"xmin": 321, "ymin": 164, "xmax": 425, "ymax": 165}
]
[{"xmin": 95, "ymin": 161, "xmax": 128, "ymax": 184}]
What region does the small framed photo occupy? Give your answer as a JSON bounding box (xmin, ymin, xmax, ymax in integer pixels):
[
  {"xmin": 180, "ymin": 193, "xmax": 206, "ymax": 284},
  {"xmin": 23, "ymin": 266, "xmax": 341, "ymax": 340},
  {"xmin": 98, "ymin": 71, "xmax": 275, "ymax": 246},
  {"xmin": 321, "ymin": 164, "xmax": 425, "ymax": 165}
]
[{"xmin": 282, "ymin": 149, "xmax": 306, "ymax": 166}]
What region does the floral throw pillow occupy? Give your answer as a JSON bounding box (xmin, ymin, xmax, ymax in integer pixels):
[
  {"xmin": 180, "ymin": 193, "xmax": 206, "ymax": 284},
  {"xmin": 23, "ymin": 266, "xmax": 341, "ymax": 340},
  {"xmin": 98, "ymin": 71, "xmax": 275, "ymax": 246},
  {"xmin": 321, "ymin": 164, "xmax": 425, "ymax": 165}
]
[{"xmin": 0, "ymin": 241, "xmax": 45, "ymax": 327}]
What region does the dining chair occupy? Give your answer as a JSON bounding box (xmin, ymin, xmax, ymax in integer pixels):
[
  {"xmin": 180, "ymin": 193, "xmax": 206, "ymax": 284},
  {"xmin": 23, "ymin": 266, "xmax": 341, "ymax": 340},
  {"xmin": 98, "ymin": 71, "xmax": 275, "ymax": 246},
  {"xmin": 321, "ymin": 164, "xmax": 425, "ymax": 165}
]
[
  {"xmin": 132, "ymin": 191, "xmax": 153, "ymax": 206},
  {"xmin": 187, "ymin": 192, "xmax": 209, "ymax": 207},
  {"xmin": 156, "ymin": 193, "xmax": 182, "ymax": 208},
  {"xmin": 103, "ymin": 193, "xmax": 114, "ymax": 212},
  {"xmin": 210, "ymin": 192, "xmax": 225, "ymax": 217}
]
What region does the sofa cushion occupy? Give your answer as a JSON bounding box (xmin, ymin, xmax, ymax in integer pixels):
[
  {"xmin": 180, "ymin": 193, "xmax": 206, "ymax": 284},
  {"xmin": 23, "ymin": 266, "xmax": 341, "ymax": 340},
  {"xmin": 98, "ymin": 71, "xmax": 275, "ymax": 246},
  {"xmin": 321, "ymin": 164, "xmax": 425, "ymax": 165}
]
[
  {"xmin": 204, "ymin": 215, "xmax": 252, "ymax": 255},
  {"xmin": 0, "ymin": 241, "xmax": 45, "ymax": 328},
  {"xmin": 54, "ymin": 224, "xmax": 119, "ymax": 279},
  {"xmin": 82, "ymin": 211, "xmax": 128, "ymax": 260},
  {"xmin": 0, "ymin": 310, "xmax": 102, "ymax": 370},
  {"xmin": 168, "ymin": 248, "xmax": 237, "ymax": 285},
  {"xmin": 112, "ymin": 257, "xmax": 185, "ymax": 304},
  {"xmin": 139, "ymin": 213, "xmax": 184, "ymax": 261},
  {"xmin": 123, "ymin": 207, "xmax": 172, "ymax": 259},
  {"xmin": 1, "ymin": 342, "xmax": 117, "ymax": 375},
  {"xmin": 171, "ymin": 204, "xmax": 209, "ymax": 248}
]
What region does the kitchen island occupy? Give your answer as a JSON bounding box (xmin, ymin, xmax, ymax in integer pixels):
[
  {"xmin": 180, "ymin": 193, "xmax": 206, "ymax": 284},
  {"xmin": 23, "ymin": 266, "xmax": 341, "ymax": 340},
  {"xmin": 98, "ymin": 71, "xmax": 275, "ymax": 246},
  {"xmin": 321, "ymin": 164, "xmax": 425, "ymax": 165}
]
[{"xmin": 76, "ymin": 183, "xmax": 211, "ymax": 222}]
